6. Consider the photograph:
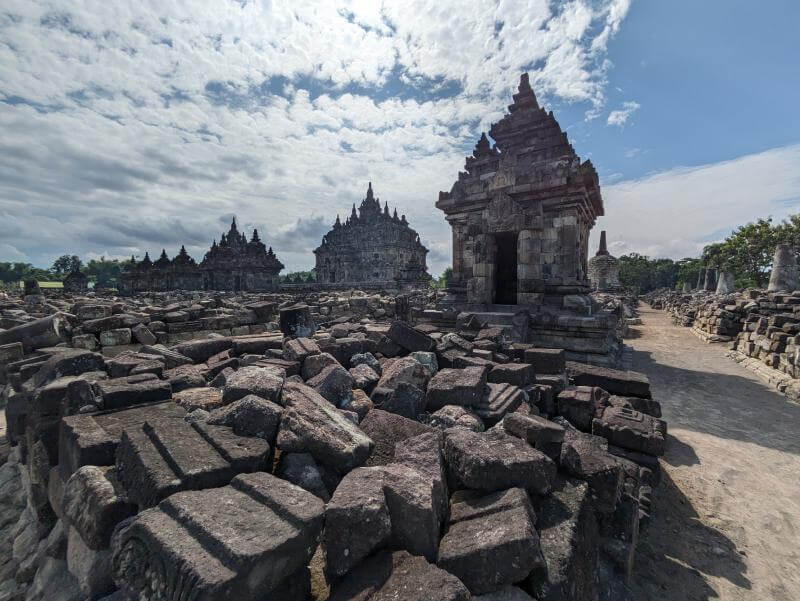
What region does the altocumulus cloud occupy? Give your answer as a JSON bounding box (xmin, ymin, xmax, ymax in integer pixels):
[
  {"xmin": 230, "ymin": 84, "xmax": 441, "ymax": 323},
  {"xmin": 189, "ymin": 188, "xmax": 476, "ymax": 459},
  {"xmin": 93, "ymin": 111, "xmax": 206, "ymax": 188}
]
[{"xmin": 0, "ymin": 0, "xmax": 633, "ymax": 274}]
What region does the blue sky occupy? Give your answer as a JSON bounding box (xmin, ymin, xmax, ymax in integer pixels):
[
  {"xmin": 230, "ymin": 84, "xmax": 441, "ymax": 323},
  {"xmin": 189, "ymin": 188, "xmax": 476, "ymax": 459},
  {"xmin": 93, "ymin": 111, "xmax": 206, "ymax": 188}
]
[{"xmin": 1, "ymin": 0, "xmax": 799, "ymax": 276}]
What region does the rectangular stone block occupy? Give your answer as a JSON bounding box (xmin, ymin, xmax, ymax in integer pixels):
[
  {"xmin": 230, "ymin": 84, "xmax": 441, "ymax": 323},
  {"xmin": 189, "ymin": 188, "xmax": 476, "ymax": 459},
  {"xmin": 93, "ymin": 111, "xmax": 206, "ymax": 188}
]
[
  {"xmin": 116, "ymin": 417, "xmax": 269, "ymax": 508},
  {"xmin": 59, "ymin": 401, "xmax": 186, "ymax": 481},
  {"xmin": 111, "ymin": 472, "xmax": 324, "ymax": 600},
  {"xmin": 524, "ymin": 348, "xmax": 566, "ymax": 374},
  {"xmin": 426, "ymin": 367, "xmax": 488, "ymax": 411},
  {"xmin": 567, "ymin": 362, "xmax": 651, "ymax": 399},
  {"xmin": 592, "ymin": 406, "xmax": 667, "ymax": 456}
]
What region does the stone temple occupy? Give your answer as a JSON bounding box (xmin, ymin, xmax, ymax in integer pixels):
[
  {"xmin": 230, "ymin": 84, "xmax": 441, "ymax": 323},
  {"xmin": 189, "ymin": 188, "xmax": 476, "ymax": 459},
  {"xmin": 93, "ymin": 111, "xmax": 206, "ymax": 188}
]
[
  {"xmin": 588, "ymin": 231, "xmax": 621, "ymax": 292},
  {"xmin": 436, "ymin": 73, "xmax": 603, "ymax": 308},
  {"xmin": 119, "ymin": 217, "xmax": 284, "ymax": 293},
  {"xmin": 314, "ymin": 182, "xmax": 429, "ymax": 287}
]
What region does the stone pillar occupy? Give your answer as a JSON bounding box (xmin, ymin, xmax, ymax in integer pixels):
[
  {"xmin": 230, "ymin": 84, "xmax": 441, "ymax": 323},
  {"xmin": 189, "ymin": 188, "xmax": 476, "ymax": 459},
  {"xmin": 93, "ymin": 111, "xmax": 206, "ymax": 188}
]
[
  {"xmin": 703, "ymin": 268, "xmax": 716, "ymax": 291},
  {"xmin": 767, "ymin": 244, "xmax": 799, "ymax": 292},
  {"xmin": 682, "ymin": 281, "xmax": 692, "ymax": 293},
  {"xmin": 517, "ymin": 229, "xmax": 542, "ymax": 304},
  {"xmin": 695, "ymin": 268, "xmax": 705, "ymax": 291},
  {"xmin": 450, "ymin": 223, "xmax": 464, "ymax": 287},
  {"xmin": 467, "ymin": 234, "xmax": 495, "ymax": 304},
  {"xmin": 716, "ymin": 271, "xmax": 735, "ymax": 294}
]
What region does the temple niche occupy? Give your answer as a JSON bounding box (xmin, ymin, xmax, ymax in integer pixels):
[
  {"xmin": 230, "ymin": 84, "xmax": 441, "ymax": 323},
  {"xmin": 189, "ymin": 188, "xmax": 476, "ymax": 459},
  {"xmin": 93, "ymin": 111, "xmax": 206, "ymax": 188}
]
[
  {"xmin": 314, "ymin": 183, "xmax": 429, "ymax": 287},
  {"xmin": 588, "ymin": 231, "xmax": 621, "ymax": 292},
  {"xmin": 119, "ymin": 218, "xmax": 284, "ymax": 293},
  {"xmin": 436, "ymin": 73, "xmax": 604, "ymax": 308}
]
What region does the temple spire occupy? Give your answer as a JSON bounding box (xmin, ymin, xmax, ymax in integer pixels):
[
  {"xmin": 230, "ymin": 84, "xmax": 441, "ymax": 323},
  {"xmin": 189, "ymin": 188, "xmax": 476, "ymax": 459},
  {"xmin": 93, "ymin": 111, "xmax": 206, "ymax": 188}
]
[
  {"xmin": 473, "ymin": 132, "xmax": 491, "ymax": 158},
  {"xmin": 251, "ymin": 229, "xmax": 260, "ymax": 243},
  {"xmin": 509, "ymin": 72, "xmax": 538, "ymax": 112},
  {"xmin": 596, "ymin": 231, "xmax": 609, "ymax": 256},
  {"xmin": 366, "ymin": 181, "xmax": 374, "ymax": 201},
  {"xmin": 384, "ymin": 201, "xmax": 389, "ymax": 216}
]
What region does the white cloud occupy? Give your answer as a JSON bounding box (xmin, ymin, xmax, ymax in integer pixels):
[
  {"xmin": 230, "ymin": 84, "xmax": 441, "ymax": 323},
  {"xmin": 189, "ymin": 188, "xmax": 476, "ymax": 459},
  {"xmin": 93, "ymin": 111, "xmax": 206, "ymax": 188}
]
[
  {"xmin": 590, "ymin": 144, "xmax": 800, "ymax": 260},
  {"xmin": 607, "ymin": 100, "xmax": 640, "ymax": 127},
  {"xmin": 0, "ymin": 0, "xmax": 633, "ymax": 276}
]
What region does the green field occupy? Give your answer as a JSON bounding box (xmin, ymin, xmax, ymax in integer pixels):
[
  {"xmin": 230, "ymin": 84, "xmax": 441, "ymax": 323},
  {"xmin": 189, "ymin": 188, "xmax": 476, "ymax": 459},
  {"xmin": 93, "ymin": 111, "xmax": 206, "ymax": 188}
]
[{"xmin": 18, "ymin": 281, "xmax": 63, "ymax": 289}]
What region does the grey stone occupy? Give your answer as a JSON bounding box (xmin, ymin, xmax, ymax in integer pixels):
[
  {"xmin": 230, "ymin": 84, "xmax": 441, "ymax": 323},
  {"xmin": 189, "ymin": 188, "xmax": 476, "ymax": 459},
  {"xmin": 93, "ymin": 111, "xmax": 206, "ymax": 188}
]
[
  {"xmin": 276, "ymin": 452, "xmax": 331, "ymax": 502},
  {"xmin": 426, "ymin": 367, "xmax": 488, "ymax": 411},
  {"xmin": 488, "ymin": 363, "xmax": 535, "ymax": 387},
  {"xmin": 222, "ymin": 365, "xmax": 284, "ymax": 404},
  {"xmin": 67, "ymin": 526, "xmax": 114, "ymax": 598},
  {"xmin": 375, "ymin": 356, "xmax": 429, "ymax": 393},
  {"xmin": 111, "ymin": 472, "xmax": 324, "ymax": 600},
  {"xmin": 768, "ymin": 244, "xmax": 799, "ymax": 292},
  {"xmin": 428, "ymin": 405, "xmax": 485, "ymax": 432},
  {"xmin": 116, "ymin": 417, "xmax": 269, "ymax": 508},
  {"xmin": 207, "ymin": 394, "xmax": 283, "ymax": 442},
  {"xmin": 360, "ymin": 409, "xmax": 432, "ymax": 467},
  {"xmin": 277, "ymin": 382, "xmax": 373, "ymax": 474},
  {"xmin": 591, "ymin": 406, "xmax": 667, "ymax": 456},
  {"xmin": 301, "ymin": 352, "xmax": 340, "ymax": 380},
  {"xmin": 279, "ymin": 304, "xmax": 316, "ymax": 338},
  {"xmin": 444, "ymin": 428, "xmax": 556, "ymax": 495},
  {"xmin": 131, "ymin": 323, "xmax": 157, "ymax": 345},
  {"xmin": 475, "ymin": 382, "xmax": 526, "ymax": 425},
  {"xmin": 504, "ymin": 412, "xmax": 565, "ymax": 461},
  {"xmin": 349, "ymin": 363, "xmax": 380, "ymax": 394},
  {"xmin": 387, "ymin": 321, "xmax": 435, "ymax": 352},
  {"xmin": 559, "ymin": 426, "xmax": 622, "ymax": 514},
  {"xmin": 328, "ymin": 550, "xmax": 470, "ymax": 601},
  {"xmin": 62, "ymin": 466, "xmax": 136, "ymax": 550},
  {"xmin": 350, "ymin": 351, "xmax": 382, "ymax": 374},
  {"xmin": 437, "ymin": 488, "xmax": 542, "ymax": 595},
  {"xmin": 372, "ymin": 381, "xmax": 425, "ymax": 419},
  {"xmin": 283, "ymin": 336, "xmax": 321, "ymax": 362},
  {"xmin": 307, "ymin": 364, "xmax": 354, "ymax": 407},
  {"xmin": 557, "ymin": 386, "xmax": 604, "ymax": 432}
]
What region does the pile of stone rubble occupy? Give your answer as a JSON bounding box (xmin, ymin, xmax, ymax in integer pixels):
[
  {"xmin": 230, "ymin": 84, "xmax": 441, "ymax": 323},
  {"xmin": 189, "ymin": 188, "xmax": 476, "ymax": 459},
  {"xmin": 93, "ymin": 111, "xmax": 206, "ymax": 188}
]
[
  {"xmin": 1, "ymin": 285, "xmax": 666, "ymax": 601},
  {"xmin": 646, "ymin": 285, "xmax": 800, "ymax": 402}
]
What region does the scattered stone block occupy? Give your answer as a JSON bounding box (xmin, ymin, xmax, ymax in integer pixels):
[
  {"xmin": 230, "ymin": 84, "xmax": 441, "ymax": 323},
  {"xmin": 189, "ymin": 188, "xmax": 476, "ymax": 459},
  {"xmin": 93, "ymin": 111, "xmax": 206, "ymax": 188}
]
[
  {"xmin": 375, "ymin": 356, "xmax": 429, "ymax": 393},
  {"xmin": 529, "ymin": 477, "xmax": 598, "ymax": 601},
  {"xmin": 372, "ymin": 381, "xmax": 426, "ymax": 419},
  {"xmin": 444, "ymin": 428, "xmax": 555, "ymax": 495},
  {"xmin": 360, "ymin": 409, "xmax": 432, "ymax": 466},
  {"xmin": 488, "ymin": 363, "xmax": 535, "ymax": 387},
  {"xmin": 62, "ymin": 466, "xmax": 136, "ymax": 550},
  {"xmin": 59, "ymin": 401, "xmax": 186, "ymax": 480},
  {"xmin": 222, "ymin": 365, "xmax": 284, "ymax": 404},
  {"xmin": 592, "ymin": 406, "xmax": 667, "ymax": 456},
  {"xmin": 172, "ymin": 386, "xmax": 224, "ymax": 411},
  {"xmin": 111, "ymin": 473, "xmax": 324, "ymax": 600},
  {"xmin": 173, "ymin": 337, "xmax": 233, "ymax": 363},
  {"xmin": 301, "ymin": 351, "xmax": 340, "ymax": 380},
  {"xmin": 67, "ymin": 526, "xmax": 114, "ymax": 598},
  {"xmin": 349, "ymin": 362, "xmax": 380, "ymax": 394},
  {"xmin": 387, "ymin": 320, "xmax": 436, "ymax": 352},
  {"xmin": 567, "ymin": 362, "xmax": 651, "ymax": 399},
  {"xmin": 279, "ymin": 304, "xmax": 316, "ymax": 338},
  {"xmin": 278, "ymin": 382, "xmax": 373, "ymax": 473},
  {"xmin": 328, "ymin": 550, "xmax": 470, "ymax": 601},
  {"xmin": 438, "ymin": 488, "xmax": 542, "ymax": 595},
  {"xmin": 307, "ymin": 364, "xmax": 354, "ymax": 406},
  {"xmin": 559, "ymin": 426, "xmax": 622, "ymax": 514},
  {"xmin": 207, "ymin": 394, "xmax": 282, "ymax": 442},
  {"xmin": 116, "ymin": 417, "xmax": 269, "ymax": 508},
  {"xmin": 523, "ymin": 348, "xmax": 566, "ymax": 375},
  {"xmin": 428, "ymin": 405, "xmax": 485, "ymax": 432},
  {"xmin": 556, "ymin": 386, "xmax": 604, "ymax": 431},
  {"xmin": 276, "ymin": 452, "xmax": 332, "ymax": 502},
  {"xmin": 97, "ymin": 373, "xmax": 172, "ymax": 410},
  {"xmin": 283, "ymin": 336, "xmax": 320, "ymax": 362},
  {"xmin": 504, "ymin": 412, "xmax": 565, "ymax": 461},
  {"xmin": 474, "ymin": 382, "xmax": 526, "ymax": 425},
  {"xmin": 131, "ymin": 323, "xmax": 157, "ymax": 345},
  {"xmin": 426, "ymin": 367, "xmax": 488, "ymax": 411}
]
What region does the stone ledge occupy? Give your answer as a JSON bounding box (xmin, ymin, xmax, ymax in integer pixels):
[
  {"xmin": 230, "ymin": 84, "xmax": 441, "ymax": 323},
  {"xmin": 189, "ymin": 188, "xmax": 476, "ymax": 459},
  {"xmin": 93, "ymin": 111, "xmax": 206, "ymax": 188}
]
[
  {"xmin": 726, "ymin": 350, "xmax": 800, "ymax": 403},
  {"xmin": 690, "ymin": 327, "xmax": 733, "ymax": 344}
]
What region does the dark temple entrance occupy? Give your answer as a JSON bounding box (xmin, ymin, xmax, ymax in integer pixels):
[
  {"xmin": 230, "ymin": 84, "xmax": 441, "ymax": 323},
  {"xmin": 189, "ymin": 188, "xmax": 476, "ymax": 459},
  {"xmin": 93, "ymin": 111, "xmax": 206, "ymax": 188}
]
[{"xmin": 494, "ymin": 232, "xmax": 518, "ymax": 304}]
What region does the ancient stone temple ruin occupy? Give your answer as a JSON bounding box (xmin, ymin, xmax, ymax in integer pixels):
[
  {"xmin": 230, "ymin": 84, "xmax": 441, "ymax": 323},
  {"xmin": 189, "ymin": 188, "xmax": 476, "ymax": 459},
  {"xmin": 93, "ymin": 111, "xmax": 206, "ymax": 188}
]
[
  {"xmin": 436, "ymin": 73, "xmax": 603, "ymax": 307},
  {"xmin": 588, "ymin": 231, "xmax": 621, "ymax": 292},
  {"xmin": 314, "ymin": 182, "xmax": 429, "ymax": 288},
  {"xmin": 119, "ymin": 217, "xmax": 284, "ymax": 293}
]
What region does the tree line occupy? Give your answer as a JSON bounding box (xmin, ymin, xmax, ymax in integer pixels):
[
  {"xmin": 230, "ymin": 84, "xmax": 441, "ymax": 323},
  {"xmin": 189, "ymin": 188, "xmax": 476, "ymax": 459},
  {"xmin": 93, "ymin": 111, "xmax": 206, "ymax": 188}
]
[
  {"xmin": 618, "ymin": 213, "xmax": 799, "ymax": 293},
  {"xmin": 0, "ymin": 256, "xmax": 132, "ymax": 289}
]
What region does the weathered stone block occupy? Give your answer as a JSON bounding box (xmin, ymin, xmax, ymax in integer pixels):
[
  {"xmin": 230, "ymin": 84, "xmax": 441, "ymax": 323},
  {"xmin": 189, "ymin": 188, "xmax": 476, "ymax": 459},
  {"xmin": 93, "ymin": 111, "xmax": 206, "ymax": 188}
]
[
  {"xmin": 437, "ymin": 488, "xmax": 542, "ymax": 595},
  {"xmin": 559, "ymin": 426, "xmax": 622, "ymax": 514},
  {"xmin": 556, "ymin": 386, "xmax": 603, "ymax": 432},
  {"xmin": 592, "ymin": 406, "xmax": 667, "ymax": 456},
  {"xmin": 504, "ymin": 412, "xmax": 564, "ymax": 461},
  {"xmin": 444, "ymin": 428, "xmax": 555, "ymax": 495},
  {"xmin": 115, "ymin": 417, "xmax": 269, "ymax": 508},
  {"xmin": 207, "ymin": 394, "xmax": 282, "ymax": 442},
  {"xmin": 277, "ymin": 382, "xmax": 373, "ymax": 474},
  {"xmin": 329, "ymin": 550, "xmax": 470, "ymax": 601},
  {"xmin": 222, "ymin": 365, "xmax": 284, "ymax": 404},
  {"xmin": 360, "ymin": 409, "xmax": 433, "ymax": 466},
  {"xmin": 62, "ymin": 466, "xmax": 136, "ymax": 550},
  {"xmin": 488, "ymin": 363, "xmax": 536, "ymax": 387},
  {"xmin": 111, "ymin": 473, "xmax": 324, "ymax": 600},
  {"xmin": 279, "ymin": 304, "xmax": 316, "ymax": 338},
  {"xmin": 567, "ymin": 362, "xmax": 651, "ymax": 398},
  {"xmin": 523, "ymin": 348, "xmax": 565, "ymax": 374},
  {"xmin": 387, "ymin": 320, "xmax": 435, "ymax": 352},
  {"xmin": 372, "ymin": 381, "xmax": 425, "ymax": 419},
  {"xmin": 307, "ymin": 364, "xmax": 354, "ymax": 407},
  {"xmin": 426, "ymin": 366, "xmax": 488, "ymax": 411},
  {"xmin": 283, "ymin": 336, "xmax": 320, "ymax": 362},
  {"xmin": 474, "ymin": 382, "xmax": 526, "ymax": 425}
]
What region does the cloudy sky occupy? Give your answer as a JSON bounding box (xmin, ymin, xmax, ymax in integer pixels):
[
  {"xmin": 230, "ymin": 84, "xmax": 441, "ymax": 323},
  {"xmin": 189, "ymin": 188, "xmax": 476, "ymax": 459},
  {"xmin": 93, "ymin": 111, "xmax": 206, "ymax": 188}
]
[{"xmin": 1, "ymin": 0, "xmax": 799, "ymax": 276}]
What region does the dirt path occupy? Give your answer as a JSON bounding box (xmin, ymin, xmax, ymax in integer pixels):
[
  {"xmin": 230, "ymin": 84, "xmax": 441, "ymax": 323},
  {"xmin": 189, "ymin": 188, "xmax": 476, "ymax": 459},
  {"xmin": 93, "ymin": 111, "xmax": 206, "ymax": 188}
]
[{"xmin": 627, "ymin": 306, "xmax": 800, "ymax": 601}]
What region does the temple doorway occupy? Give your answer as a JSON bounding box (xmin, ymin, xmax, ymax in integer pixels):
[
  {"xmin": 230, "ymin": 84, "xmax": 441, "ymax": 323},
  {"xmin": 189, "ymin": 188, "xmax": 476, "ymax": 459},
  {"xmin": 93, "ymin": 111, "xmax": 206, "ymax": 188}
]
[{"xmin": 494, "ymin": 232, "xmax": 518, "ymax": 304}]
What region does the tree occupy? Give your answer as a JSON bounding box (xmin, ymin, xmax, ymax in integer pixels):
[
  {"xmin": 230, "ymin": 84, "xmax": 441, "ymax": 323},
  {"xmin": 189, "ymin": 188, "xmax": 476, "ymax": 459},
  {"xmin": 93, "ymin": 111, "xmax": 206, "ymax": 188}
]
[
  {"xmin": 708, "ymin": 218, "xmax": 776, "ymax": 288},
  {"xmin": 51, "ymin": 254, "xmax": 83, "ymax": 277},
  {"xmin": 85, "ymin": 257, "xmax": 128, "ymax": 288},
  {"xmin": 432, "ymin": 267, "xmax": 453, "ymax": 289}
]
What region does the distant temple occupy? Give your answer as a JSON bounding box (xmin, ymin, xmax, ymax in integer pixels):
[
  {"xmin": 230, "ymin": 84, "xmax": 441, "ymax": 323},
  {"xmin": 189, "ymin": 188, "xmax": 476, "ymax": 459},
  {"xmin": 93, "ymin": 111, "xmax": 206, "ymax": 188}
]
[
  {"xmin": 119, "ymin": 218, "xmax": 284, "ymax": 293},
  {"xmin": 436, "ymin": 73, "xmax": 603, "ymax": 306},
  {"xmin": 314, "ymin": 182, "xmax": 429, "ymax": 287}
]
